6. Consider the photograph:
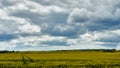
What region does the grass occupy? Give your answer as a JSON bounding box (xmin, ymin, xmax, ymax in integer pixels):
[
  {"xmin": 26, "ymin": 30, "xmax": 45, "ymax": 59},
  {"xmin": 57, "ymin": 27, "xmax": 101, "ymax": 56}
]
[{"xmin": 0, "ymin": 50, "xmax": 120, "ymax": 68}]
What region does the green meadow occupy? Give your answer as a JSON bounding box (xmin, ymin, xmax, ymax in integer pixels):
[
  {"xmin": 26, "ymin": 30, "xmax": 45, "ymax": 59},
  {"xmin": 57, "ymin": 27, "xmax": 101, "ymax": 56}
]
[{"xmin": 0, "ymin": 50, "xmax": 120, "ymax": 68}]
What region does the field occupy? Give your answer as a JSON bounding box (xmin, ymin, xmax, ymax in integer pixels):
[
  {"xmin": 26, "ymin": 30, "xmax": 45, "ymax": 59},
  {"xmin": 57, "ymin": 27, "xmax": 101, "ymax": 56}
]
[{"xmin": 0, "ymin": 50, "xmax": 120, "ymax": 68}]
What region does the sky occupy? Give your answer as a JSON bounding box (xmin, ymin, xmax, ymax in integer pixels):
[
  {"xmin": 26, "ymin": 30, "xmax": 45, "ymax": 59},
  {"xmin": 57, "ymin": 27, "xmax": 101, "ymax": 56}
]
[{"xmin": 0, "ymin": 0, "xmax": 120, "ymax": 51}]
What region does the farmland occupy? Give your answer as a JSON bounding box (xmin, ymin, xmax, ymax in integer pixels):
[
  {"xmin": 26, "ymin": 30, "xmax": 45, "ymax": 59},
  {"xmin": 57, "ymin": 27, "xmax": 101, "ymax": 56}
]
[{"xmin": 0, "ymin": 50, "xmax": 120, "ymax": 68}]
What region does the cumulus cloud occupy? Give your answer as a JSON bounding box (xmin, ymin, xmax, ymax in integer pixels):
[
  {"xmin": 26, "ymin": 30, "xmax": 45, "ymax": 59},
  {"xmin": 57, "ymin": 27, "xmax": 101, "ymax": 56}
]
[
  {"xmin": 67, "ymin": 8, "xmax": 92, "ymax": 23},
  {"xmin": 0, "ymin": 0, "xmax": 120, "ymax": 50},
  {"xmin": 80, "ymin": 29, "xmax": 120, "ymax": 47},
  {"xmin": 67, "ymin": 0, "xmax": 120, "ymax": 31}
]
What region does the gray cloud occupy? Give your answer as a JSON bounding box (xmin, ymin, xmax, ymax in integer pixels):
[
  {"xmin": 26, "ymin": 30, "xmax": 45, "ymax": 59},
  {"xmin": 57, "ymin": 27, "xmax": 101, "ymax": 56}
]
[
  {"xmin": 67, "ymin": 8, "xmax": 92, "ymax": 23},
  {"xmin": 41, "ymin": 40, "xmax": 68, "ymax": 46},
  {"xmin": 0, "ymin": 34, "xmax": 17, "ymax": 41}
]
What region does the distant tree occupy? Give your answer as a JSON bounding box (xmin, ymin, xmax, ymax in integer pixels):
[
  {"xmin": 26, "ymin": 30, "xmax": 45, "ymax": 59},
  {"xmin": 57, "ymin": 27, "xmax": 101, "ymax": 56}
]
[
  {"xmin": 0, "ymin": 50, "xmax": 15, "ymax": 53},
  {"xmin": 0, "ymin": 50, "xmax": 9, "ymax": 53},
  {"xmin": 103, "ymin": 49, "xmax": 116, "ymax": 52}
]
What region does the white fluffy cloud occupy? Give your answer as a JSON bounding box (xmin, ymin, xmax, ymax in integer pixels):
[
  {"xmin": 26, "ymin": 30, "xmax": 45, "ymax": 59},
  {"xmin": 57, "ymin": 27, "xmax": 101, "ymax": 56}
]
[{"xmin": 19, "ymin": 23, "xmax": 41, "ymax": 33}]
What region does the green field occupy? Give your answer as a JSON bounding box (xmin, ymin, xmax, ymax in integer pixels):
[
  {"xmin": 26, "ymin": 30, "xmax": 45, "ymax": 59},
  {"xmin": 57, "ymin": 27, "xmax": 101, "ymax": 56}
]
[{"xmin": 0, "ymin": 50, "xmax": 120, "ymax": 68}]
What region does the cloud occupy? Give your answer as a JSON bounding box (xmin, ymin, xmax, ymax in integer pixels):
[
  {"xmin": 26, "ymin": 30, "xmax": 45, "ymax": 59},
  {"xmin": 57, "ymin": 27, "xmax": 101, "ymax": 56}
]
[
  {"xmin": 0, "ymin": 0, "xmax": 120, "ymax": 50},
  {"xmin": 0, "ymin": 34, "xmax": 17, "ymax": 41},
  {"xmin": 80, "ymin": 29, "xmax": 120, "ymax": 47},
  {"xmin": 0, "ymin": 42, "xmax": 15, "ymax": 50},
  {"xmin": 67, "ymin": 0, "xmax": 120, "ymax": 31},
  {"xmin": 18, "ymin": 23, "xmax": 41, "ymax": 33},
  {"xmin": 41, "ymin": 40, "xmax": 68, "ymax": 46},
  {"xmin": 67, "ymin": 8, "xmax": 92, "ymax": 23},
  {"xmin": 0, "ymin": 17, "xmax": 41, "ymax": 34},
  {"xmin": 42, "ymin": 24, "xmax": 84, "ymax": 38}
]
